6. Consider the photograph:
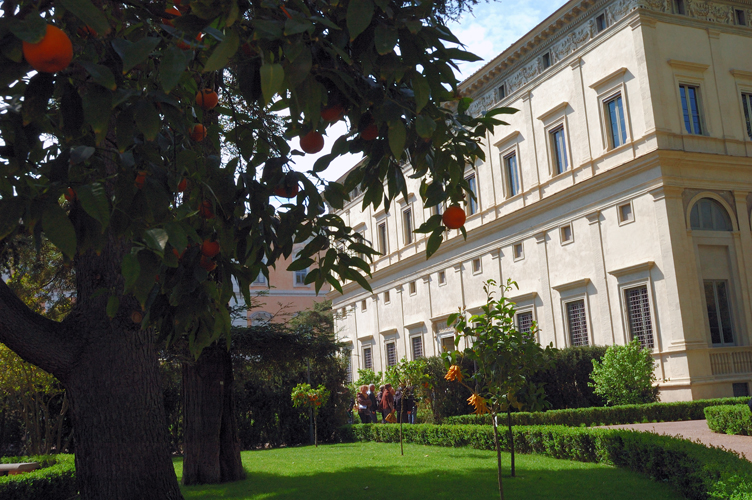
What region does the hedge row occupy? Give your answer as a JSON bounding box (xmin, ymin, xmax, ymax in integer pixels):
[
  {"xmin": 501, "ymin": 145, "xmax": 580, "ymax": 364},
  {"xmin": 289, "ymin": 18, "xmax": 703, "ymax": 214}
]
[
  {"xmin": 705, "ymin": 405, "xmax": 752, "ymax": 436},
  {"xmin": 443, "ymin": 397, "xmax": 750, "ymax": 427},
  {"xmin": 343, "ymin": 423, "xmax": 752, "ymax": 500},
  {"xmin": 0, "ymin": 454, "xmax": 77, "ymax": 500}
]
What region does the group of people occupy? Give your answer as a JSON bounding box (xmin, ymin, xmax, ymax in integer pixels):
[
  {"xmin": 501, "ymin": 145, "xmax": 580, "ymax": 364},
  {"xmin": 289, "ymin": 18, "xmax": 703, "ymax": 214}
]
[{"xmin": 355, "ymin": 383, "xmax": 418, "ymax": 424}]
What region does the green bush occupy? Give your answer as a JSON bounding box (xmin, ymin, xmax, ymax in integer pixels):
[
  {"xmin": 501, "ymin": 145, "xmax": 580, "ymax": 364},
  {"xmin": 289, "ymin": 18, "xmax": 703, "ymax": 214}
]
[
  {"xmin": 705, "ymin": 405, "xmax": 752, "ymax": 436},
  {"xmin": 590, "ymin": 340, "xmax": 659, "ymax": 406},
  {"xmin": 0, "ymin": 454, "xmax": 76, "ymax": 500},
  {"xmin": 443, "ymin": 397, "xmax": 750, "ymax": 427},
  {"xmin": 530, "ymin": 345, "xmax": 608, "ymax": 409},
  {"xmin": 344, "ymin": 423, "xmax": 752, "ymax": 500}
]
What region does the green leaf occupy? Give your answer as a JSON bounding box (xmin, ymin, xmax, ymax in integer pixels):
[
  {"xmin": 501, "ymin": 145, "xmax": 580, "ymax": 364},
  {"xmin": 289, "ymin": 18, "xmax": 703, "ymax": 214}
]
[
  {"xmin": 374, "ymin": 24, "xmax": 398, "ymax": 55},
  {"xmin": 78, "ymin": 61, "xmax": 117, "ymax": 91},
  {"xmin": 76, "ymin": 183, "xmax": 110, "ymax": 230},
  {"xmin": 144, "ymin": 228, "xmax": 169, "ymax": 253},
  {"xmin": 412, "ymin": 74, "xmax": 430, "ymax": 113},
  {"xmin": 284, "ymin": 18, "xmax": 314, "ymax": 36},
  {"xmin": 106, "ymin": 296, "xmax": 120, "ymax": 319},
  {"xmin": 259, "ymin": 63, "xmax": 285, "ymax": 105},
  {"xmin": 388, "ymin": 120, "xmax": 406, "ymax": 159},
  {"xmin": 60, "ymin": 0, "xmax": 112, "ymax": 36},
  {"xmin": 42, "ymin": 204, "xmax": 76, "ymax": 258},
  {"xmin": 164, "ymin": 222, "xmax": 188, "ymax": 252},
  {"xmin": 122, "ymin": 253, "xmax": 140, "ymax": 292},
  {"xmin": 133, "ymin": 101, "xmax": 160, "ymax": 142},
  {"xmin": 203, "ymin": 30, "xmax": 239, "ymax": 73},
  {"xmin": 0, "ymin": 199, "xmax": 25, "ymax": 241},
  {"xmin": 426, "ymin": 228, "xmax": 444, "ymax": 259},
  {"xmin": 8, "ymin": 12, "xmax": 47, "ymax": 43},
  {"xmin": 22, "ymin": 73, "xmax": 54, "ymax": 126},
  {"xmin": 81, "ymin": 86, "xmax": 112, "ymax": 143},
  {"xmin": 112, "ymin": 37, "xmax": 161, "ymax": 74},
  {"xmin": 160, "ymin": 46, "xmax": 189, "ymax": 93},
  {"xmin": 287, "ymin": 257, "xmax": 313, "ymax": 272},
  {"xmin": 415, "ymin": 114, "xmax": 436, "ymax": 139},
  {"xmin": 346, "ymin": 0, "xmax": 374, "ymax": 41}
]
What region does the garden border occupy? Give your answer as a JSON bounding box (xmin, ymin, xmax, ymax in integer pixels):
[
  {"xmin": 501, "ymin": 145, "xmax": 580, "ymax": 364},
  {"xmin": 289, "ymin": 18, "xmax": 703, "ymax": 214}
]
[{"xmin": 0, "ymin": 454, "xmax": 76, "ymax": 500}]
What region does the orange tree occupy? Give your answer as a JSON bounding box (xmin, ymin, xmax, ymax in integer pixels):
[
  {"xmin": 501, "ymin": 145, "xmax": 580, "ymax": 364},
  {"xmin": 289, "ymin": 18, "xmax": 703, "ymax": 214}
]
[
  {"xmin": 290, "ymin": 382, "xmax": 330, "ymax": 447},
  {"xmin": 445, "ymin": 279, "xmax": 553, "ymax": 500},
  {"xmin": 0, "ymin": 0, "xmax": 512, "ymax": 498}
]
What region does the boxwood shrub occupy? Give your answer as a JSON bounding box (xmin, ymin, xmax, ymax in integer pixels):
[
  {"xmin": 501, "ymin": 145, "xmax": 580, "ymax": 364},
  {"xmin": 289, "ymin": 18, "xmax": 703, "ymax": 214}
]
[
  {"xmin": 343, "ymin": 423, "xmax": 752, "ymax": 500},
  {"xmin": 443, "ymin": 397, "xmax": 750, "ymax": 427},
  {"xmin": 705, "ymin": 405, "xmax": 752, "ymax": 436},
  {"xmin": 0, "ymin": 454, "xmax": 76, "ymax": 500}
]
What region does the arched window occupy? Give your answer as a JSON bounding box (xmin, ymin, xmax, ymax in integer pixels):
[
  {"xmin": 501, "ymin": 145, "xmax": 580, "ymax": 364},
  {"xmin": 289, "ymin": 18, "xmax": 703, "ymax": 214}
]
[{"xmin": 689, "ymin": 198, "xmax": 733, "ymax": 231}]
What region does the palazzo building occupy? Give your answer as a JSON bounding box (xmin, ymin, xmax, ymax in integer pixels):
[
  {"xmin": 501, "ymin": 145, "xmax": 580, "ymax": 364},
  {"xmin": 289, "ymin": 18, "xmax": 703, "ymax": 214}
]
[{"xmin": 329, "ymin": 0, "xmax": 752, "ymax": 401}]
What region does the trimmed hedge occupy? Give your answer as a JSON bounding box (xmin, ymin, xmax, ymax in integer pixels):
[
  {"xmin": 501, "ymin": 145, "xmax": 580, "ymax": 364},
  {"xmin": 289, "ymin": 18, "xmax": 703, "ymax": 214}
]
[
  {"xmin": 443, "ymin": 397, "xmax": 750, "ymax": 427},
  {"xmin": 0, "ymin": 454, "xmax": 77, "ymax": 500},
  {"xmin": 344, "ymin": 423, "xmax": 752, "ymax": 500},
  {"xmin": 705, "ymin": 405, "xmax": 752, "ymax": 436}
]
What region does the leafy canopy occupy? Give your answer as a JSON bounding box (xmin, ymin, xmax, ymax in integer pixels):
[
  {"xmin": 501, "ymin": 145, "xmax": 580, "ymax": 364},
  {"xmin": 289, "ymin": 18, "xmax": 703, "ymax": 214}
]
[{"xmin": 589, "ymin": 340, "xmax": 659, "ymax": 406}]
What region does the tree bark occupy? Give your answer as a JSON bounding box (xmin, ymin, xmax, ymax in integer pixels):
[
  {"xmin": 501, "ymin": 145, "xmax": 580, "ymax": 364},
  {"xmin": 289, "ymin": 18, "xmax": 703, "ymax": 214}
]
[
  {"xmin": 492, "ymin": 413, "xmax": 504, "ymax": 500},
  {"xmin": 507, "ymin": 409, "xmax": 515, "ymax": 477},
  {"xmin": 182, "ymin": 343, "xmax": 244, "ymax": 485}
]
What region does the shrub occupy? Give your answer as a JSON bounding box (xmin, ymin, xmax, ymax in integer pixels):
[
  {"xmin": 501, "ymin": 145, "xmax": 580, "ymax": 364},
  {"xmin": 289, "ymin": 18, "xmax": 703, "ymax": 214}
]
[
  {"xmin": 345, "ymin": 423, "xmax": 752, "ymax": 500},
  {"xmin": 443, "ymin": 397, "xmax": 750, "ymax": 427},
  {"xmin": 0, "ymin": 454, "xmax": 76, "ymax": 500},
  {"xmin": 590, "ymin": 340, "xmax": 659, "ymax": 406},
  {"xmin": 705, "ymin": 405, "xmax": 752, "ymax": 436},
  {"xmin": 530, "ymin": 345, "xmax": 607, "ymax": 409}
]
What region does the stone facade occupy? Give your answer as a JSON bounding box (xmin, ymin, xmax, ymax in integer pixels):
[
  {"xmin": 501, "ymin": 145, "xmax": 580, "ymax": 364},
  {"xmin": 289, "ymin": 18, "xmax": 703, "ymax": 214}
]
[{"xmin": 328, "ymin": 0, "xmax": 752, "ymax": 401}]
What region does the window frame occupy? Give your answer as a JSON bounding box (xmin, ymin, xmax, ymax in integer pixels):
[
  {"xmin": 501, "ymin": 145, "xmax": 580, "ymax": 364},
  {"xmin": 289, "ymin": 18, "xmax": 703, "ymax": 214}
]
[
  {"xmin": 465, "ymin": 171, "xmax": 479, "ymax": 216},
  {"xmin": 679, "ymin": 83, "xmax": 705, "ymax": 135},
  {"xmin": 673, "ymin": 0, "xmax": 686, "ymax": 15},
  {"xmin": 294, "ymin": 268, "xmax": 309, "ymax": 287},
  {"xmin": 377, "ymin": 220, "xmax": 388, "ymax": 256},
  {"xmin": 595, "ymin": 11, "xmax": 609, "ymax": 33},
  {"xmin": 515, "ymin": 309, "xmax": 535, "ymax": 334},
  {"xmin": 402, "ymin": 206, "xmax": 414, "ymax": 246},
  {"xmin": 471, "ymin": 257, "xmax": 482, "ymax": 275},
  {"xmin": 560, "ymin": 223, "xmax": 574, "ymax": 246},
  {"xmin": 541, "ymin": 51, "xmax": 551, "ymax": 70},
  {"xmin": 624, "ymin": 284, "xmax": 656, "ymax": 349},
  {"xmin": 497, "ymin": 83, "xmax": 506, "ymax": 101},
  {"xmin": 503, "ymin": 150, "xmax": 522, "ymax": 198},
  {"xmin": 361, "ymin": 299, "xmax": 367, "ymax": 312},
  {"xmin": 385, "ymin": 341, "xmax": 397, "ymax": 367},
  {"xmin": 704, "ymin": 279, "xmax": 736, "ymax": 346},
  {"xmin": 549, "ymin": 125, "xmax": 569, "ymax": 175},
  {"xmin": 410, "ymin": 335, "xmax": 424, "ymax": 360},
  {"xmin": 252, "ymin": 272, "xmax": 267, "ymax": 285},
  {"xmin": 409, "ymin": 280, "xmax": 417, "ymax": 296},
  {"xmin": 618, "ymin": 200, "xmax": 635, "ymax": 226},
  {"xmin": 735, "ymin": 8, "xmax": 747, "ymax": 25},
  {"xmin": 563, "ymin": 297, "xmax": 591, "ymax": 347},
  {"xmin": 363, "ymin": 346, "xmax": 373, "ymax": 370},
  {"xmin": 513, "ymin": 242, "xmax": 525, "ymax": 262},
  {"xmin": 612, "ymin": 270, "xmax": 660, "ymax": 352},
  {"xmin": 603, "ymin": 92, "xmax": 628, "ymax": 149},
  {"xmin": 383, "ymin": 290, "xmax": 391, "ymax": 304},
  {"xmin": 438, "ymin": 270, "xmax": 447, "ymax": 286}
]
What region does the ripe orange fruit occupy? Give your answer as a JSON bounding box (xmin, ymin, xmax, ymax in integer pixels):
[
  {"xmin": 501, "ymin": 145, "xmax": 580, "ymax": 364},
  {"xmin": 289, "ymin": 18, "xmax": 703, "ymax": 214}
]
[
  {"xmin": 199, "ymin": 255, "xmax": 217, "ymax": 271},
  {"xmin": 190, "ymin": 124, "xmax": 207, "ymax": 141},
  {"xmin": 64, "ymin": 187, "xmax": 76, "ymax": 202},
  {"xmin": 198, "ymin": 200, "xmax": 214, "ymax": 219},
  {"xmin": 320, "ymin": 104, "xmax": 345, "ymax": 122},
  {"xmin": 77, "ymin": 25, "xmax": 97, "ymax": 38},
  {"xmin": 361, "ymin": 123, "xmax": 379, "ymax": 141},
  {"xmin": 196, "ymin": 89, "xmax": 218, "ymax": 110},
  {"xmin": 177, "ymin": 178, "xmax": 188, "ymax": 192},
  {"xmin": 162, "ymin": 7, "xmax": 181, "ymax": 26},
  {"xmin": 201, "ymin": 240, "xmax": 220, "ymax": 258},
  {"xmin": 134, "ymin": 171, "xmax": 147, "ymax": 189},
  {"xmin": 172, "ymin": 247, "xmax": 186, "ymax": 260},
  {"xmin": 176, "ymin": 33, "xmax": 202, "ymax": 50},
  {"xmin": 274, "ymin": 184, "xmax": 299, "ymax": 198},
  {"xmin": 300, "ymin": 131, "xmax": 324, "ymax": 154},
  {"xmin": 442, "ymin": 205, "xmax": 466, "ymax": 229},
  {"xmin": 23, "ymin": 25, "xmax": 73, "ymax": 74}
]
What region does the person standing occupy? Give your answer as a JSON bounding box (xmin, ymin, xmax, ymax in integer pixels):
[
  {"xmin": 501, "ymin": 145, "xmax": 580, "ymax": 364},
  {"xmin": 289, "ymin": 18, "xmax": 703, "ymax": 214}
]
[
  {"xmin": 357, "ymin": 385, "xmax": 372, "ymax": 424},
  {"xmin": 367, "ymin": 384, "xmax": 378, "ymax": 423},
  {"xmin": 380, "ymin": 384, "xmax": 395, "ymax": 423}
]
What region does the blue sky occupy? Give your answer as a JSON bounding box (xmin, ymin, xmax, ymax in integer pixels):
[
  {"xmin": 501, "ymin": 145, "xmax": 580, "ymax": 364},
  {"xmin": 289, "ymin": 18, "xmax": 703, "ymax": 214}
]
[{"xmin": 290, "ymin": 0, "xmax": 570, "ymax": 182}]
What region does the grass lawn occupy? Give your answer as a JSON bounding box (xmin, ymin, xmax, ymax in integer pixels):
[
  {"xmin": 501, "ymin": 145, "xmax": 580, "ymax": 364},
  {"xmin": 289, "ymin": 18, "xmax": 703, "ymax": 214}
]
[{"xmin": 174, "ymin": 442, "xmax": 685, "ymax": 499}]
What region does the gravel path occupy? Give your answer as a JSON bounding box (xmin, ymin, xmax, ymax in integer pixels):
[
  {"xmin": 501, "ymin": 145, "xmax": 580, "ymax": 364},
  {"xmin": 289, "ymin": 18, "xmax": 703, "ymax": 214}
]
[{"xmin": 600, "ymin": 420, "xmax": 752, "ymax": 461}]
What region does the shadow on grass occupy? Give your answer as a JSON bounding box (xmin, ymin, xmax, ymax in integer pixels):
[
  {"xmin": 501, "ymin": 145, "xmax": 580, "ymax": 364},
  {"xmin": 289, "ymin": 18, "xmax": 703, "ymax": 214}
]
[{"xmin": 176, "ymin": 448, "xmax": 684, "ymax": 500}]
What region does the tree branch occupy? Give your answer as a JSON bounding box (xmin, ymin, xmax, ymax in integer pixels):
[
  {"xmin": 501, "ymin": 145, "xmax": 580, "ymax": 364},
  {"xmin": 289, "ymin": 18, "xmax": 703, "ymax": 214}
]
[{"xmin": 0, "ymin": 279, "xmax": 77, "ymax": 379}]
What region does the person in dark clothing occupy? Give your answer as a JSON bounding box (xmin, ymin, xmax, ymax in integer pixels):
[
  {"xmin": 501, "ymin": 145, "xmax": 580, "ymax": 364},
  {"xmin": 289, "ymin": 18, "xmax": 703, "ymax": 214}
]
[
  {"xmin": 368, "ymin": 384, "xmax": 378, "ymax": 423},
  {"xmin": 380, "ymin": 384, "xmax": 395, "ymax": 423},
  {"xmin": 748, "ymin": 396, "xmax": 752, "ymax": 413},
  {"xmin": 356, "ymin": 385, "xmax": 372, "ymax": 424},
  {"xmin": 395, "ymin": 384, "xmax": 415, "ymax": 423}
]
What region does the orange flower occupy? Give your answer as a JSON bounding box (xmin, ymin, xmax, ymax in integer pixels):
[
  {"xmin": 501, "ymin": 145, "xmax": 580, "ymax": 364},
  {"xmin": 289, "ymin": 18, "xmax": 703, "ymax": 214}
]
[
  {"xmin": 467, "ymin": 393, "xmax": 489, "ymax": 415},
  {"xmin": 444, "ymin": 364, "xmax": 463, "ymax": 382}
]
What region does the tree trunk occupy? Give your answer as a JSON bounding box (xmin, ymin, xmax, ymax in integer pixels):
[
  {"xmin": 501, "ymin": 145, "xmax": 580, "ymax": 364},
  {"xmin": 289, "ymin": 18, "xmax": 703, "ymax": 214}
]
[
  {"xmin": 492, "ymin": 413, "xmax": 504, "ymax": 500},
  {"xmin": 182, "ymin": 343, "xmax": 244, "ymax": 485},
  {"xmin": 313, "ymin": 411, "xmax": 318, "ymax": 447},
  {"xmin": 507, "ymin": 409, "xmax": 515, "ymax": 477}
]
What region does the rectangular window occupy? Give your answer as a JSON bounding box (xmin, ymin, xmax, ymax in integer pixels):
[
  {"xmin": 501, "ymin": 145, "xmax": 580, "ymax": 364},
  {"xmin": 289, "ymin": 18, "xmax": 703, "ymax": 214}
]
[
  {"xmin": 736, "ymin": 9, "xmax": 746, "ymax": 25},
  {"xmin": 432, "ymin": 202, "xmax": 444, "ymax": 217},
  {"xmin": 361, "ymin": 300, "xmax": 367, "ymax": 312},
  {"xmin": 294, "ymin": 268, "xmax": 308, "ymax": 286},
  {"xmin": 596, "ymin": 13, "xmax": 607, "ymax": 32},
  {"xmin": 377, "ymin": 222, "xmax": 387, "ymax": 255},
  {"xmin": 472, "ymin": 258, "xmax": 481, "ymax": 274},
  {"xmin": 411, "ymin": 336, "xmax": 423, "ymax": 359},
  {"xmin": 363, "ymin": 347, "xmax": 373, "ymax": 370},
  {"xmin": 619, "ymin": 202, "xmax": 634, "ymax": 224},
  {"xmin": 605, "ymin": 94, "xmax": 627, "ymax": 148},
  {"xmin": 403, "ymin": 207, "xmax": 413, "ymax": 245},
  {"xmin": 674, "ymin": 0, "xmax": 685, "ymax": 15},
  {"xmin": 626, "ymin": 285, "xmax": 655, "ymax": 349},
  {"xmin": 466, "ymin": 174, "xmax": 478, "ymax": 215},
  {"xmin": 409, "ymin": 281, "xmax": 417, "ymax": 295},
  {"xmin": 441, "ymin": 336, "xmax": 455, "ymax": 352},
  {"xmin": 742, "ymin": 93, "xmax": 752, "ymax": 139},
  {"xmin": 733, "ymin": 382, "xmax": 750, "ymax": 397},
  {"xmin": 513, "ymin": 242, "xmax": 524, "ymax": 261},
  {"xmin": 517, "ymin": 311, "xmax": 533, "ymax": 334},
  {"xmin": 497, "ymin": 84, "xmax": 506, "ymax": 100},
  {"xmin": 386, "ymin": 342, "xmax": 397, "ymax": 367},
  {"xmin": 438, "ymin": 270, "xmax": 446, "ymax": 285},
  {"xmin": 345, "ymin": 350, "xmax": 352, "ymax": 382},
  {"xmin": 505, "ymin": 153, "xmax": 520, "ymax": 197},
  {"xmin": 252, "ymin": 272, "xmax": 267, "ymax": 285},
  {"xmin": 704, "ymin": 280, "xmax": 734, "ymax": 345},
  {"xmin": 560, "ymin": 224, "xmax": 573, "ymax": 244},
  {"xmin": 566, "ymin": 300, "xmax": 589, "ymax": 347},
  {"xmin": 541, "ymin": 52, "xmax": 551, "ymax": 69},
  {"xmin": 551, "ymin": 126, "xmax": 569, "ymax": 174},
  {"xmin": 680, "ymin": 84, "xmax": 703, "ymax": 135},
  {"xmin": 349, "ymin": 187, "xmax": 360, "ymax": 199},
  {"xmin": 384, "ymin": 291, "xmax": 390, "ymax": 304}
]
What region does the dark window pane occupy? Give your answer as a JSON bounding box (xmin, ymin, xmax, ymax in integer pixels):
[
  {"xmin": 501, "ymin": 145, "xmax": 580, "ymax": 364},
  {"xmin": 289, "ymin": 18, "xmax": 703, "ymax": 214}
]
[
  {"xmin": 566, "ymin": 300, "xmax": 589, "ymax": 346},
  {"xmin": 680, "ymin": 86, "xmax": 692, "ymax": 132},
  {"xmin": 705, "ymin": 281, "xmax": 722, "ymax": 344},
  {"xmin": 626, "ymin": 286, "xmax": 654, "ymax": 349},
  {"xmin": 517, "ymin": 312, "xmax": 533, "ymax": 334},
  {"xmin": 716, "ymin": 281, "xmax": 734, "ymax": 344}
]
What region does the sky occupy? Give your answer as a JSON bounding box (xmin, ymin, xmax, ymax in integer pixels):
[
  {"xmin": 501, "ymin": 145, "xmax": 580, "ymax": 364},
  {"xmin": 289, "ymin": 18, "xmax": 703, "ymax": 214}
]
[{"xmin": 287, "ymin": 0, "xmax": 569, "ymax": 183}]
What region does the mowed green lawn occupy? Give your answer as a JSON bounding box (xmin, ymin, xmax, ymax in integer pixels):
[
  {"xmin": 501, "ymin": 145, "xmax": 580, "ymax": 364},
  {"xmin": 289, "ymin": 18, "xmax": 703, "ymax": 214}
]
[{"xmin": 175, "ymin": 442, "xmax": 685, "ymax": 500}]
